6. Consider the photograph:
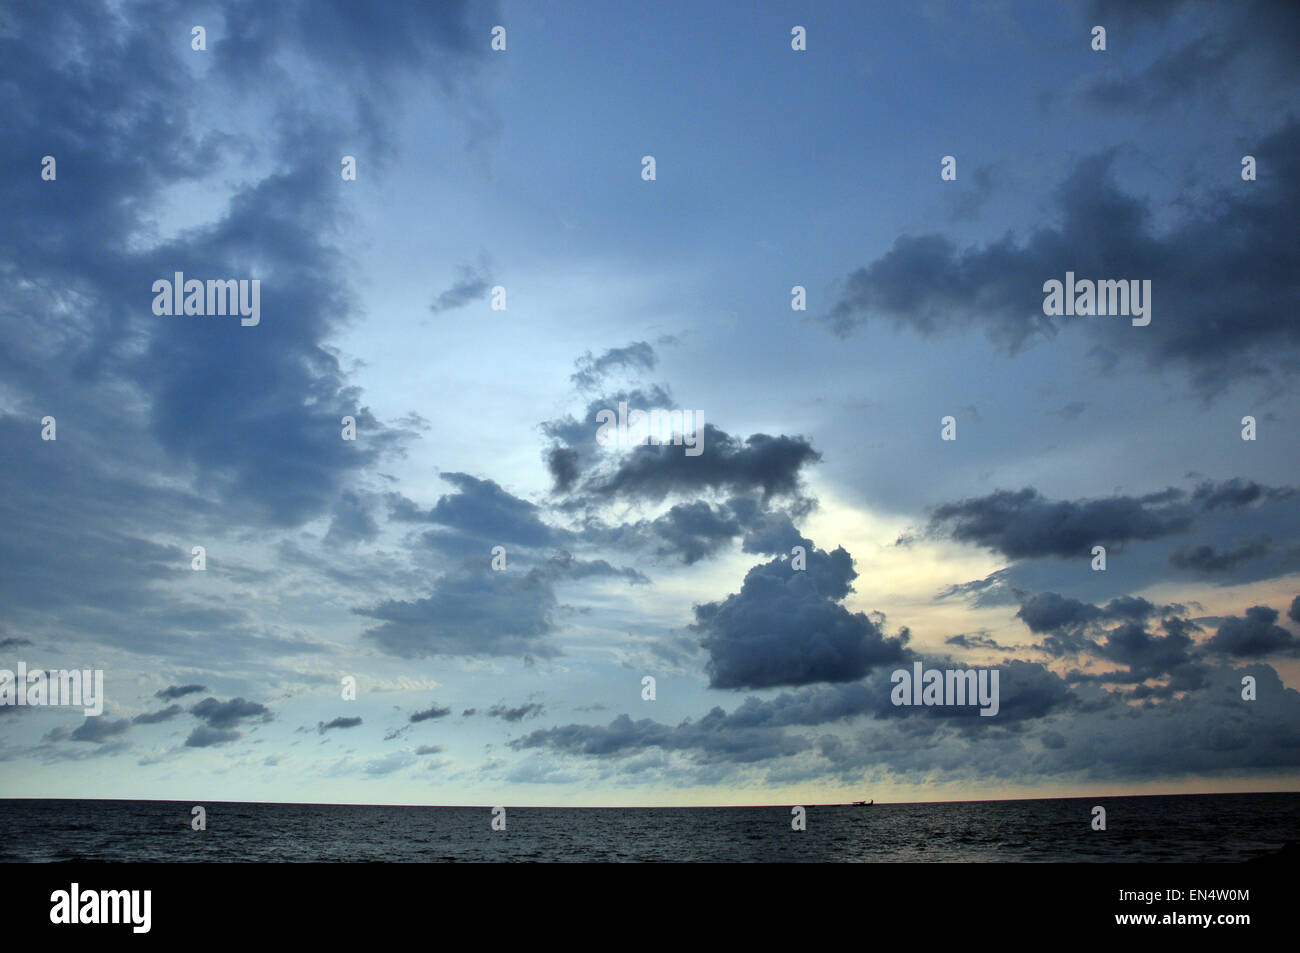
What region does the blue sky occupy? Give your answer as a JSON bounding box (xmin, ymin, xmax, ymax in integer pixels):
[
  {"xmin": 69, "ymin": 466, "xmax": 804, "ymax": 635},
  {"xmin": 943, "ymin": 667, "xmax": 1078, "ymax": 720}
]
[{"xmin": 2, "ymin": 0, "xmax": 1299, "ymax": 806}]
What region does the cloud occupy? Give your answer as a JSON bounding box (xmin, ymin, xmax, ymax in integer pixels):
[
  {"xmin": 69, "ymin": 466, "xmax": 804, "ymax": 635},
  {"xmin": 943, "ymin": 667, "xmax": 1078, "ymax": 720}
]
[
  {"xmin": 945, "ymin": 633, "xmax": 1016, "ymax": 652},
  {"xmin": 509, "ymin": 659, "xmax": 1075, "ymax": 770},
  {"xmin": 388, "ymin": 473, "xmax": 561, "ymax": 555},
  {"xmin": 54, "ymin": 718, "xmax": 133, "ymax": 744},
  {"xmin": 156, "ymin": 684, "xmax": 208, "ymax": 700},
  {"xmin": 1192, "ymin": 479, "xmax": 1294, "ymax": 511},
  {"xmin": 1092, "ymin": 620, "xmax": 1200, "ymax": 684},
  {"xmin": 429, "ymin": 262, "xmax": 491, "ymax": 313},
  {"xmin": 318, "ymin": 716, "xmax": 363, "ymax": 733},
  {"xmin": 930, "ymin": 487, "xmax": 1194, "ymax": 560},
  {"xmin": 694, "ymin": 546, "xmax": 910, "ymax": 690},
  {"xmin": 363, "ymin": 750, "xmax": 416, "ymax": 776},
  {"xmin": 1014, "ymin": 590, "xmax": 1300, "ymax": 688},
  {"xmin": 185, "ymin": 726, "xmax": 243, "ymax": 748},
  {"xmin": 583, "ymin": 427, "xmax": 821, "ymax": 504},
  {"xmin": 544, "ymin": 447, "xmax": 581, "ymax": 493},
  {"xmin": 537, "ymin": 552, "xmax": 648, "ymax": 586},
  {"xmin": 357, "ymin": 567, "xmax": 559, "ymax": 659},
  {"xmin": 0, "ymin": 0, "xmax": 480, "ymax": 677},
  {"xmin": 821, "ymin": 123, "xmax": 1300, "ymax": 394},
  {"xmin": 1203, "ymin": 607, "xmax": 1300, "ymax": 658},
  {"xmin": 1081, "ymin": 0, "xmax": 1300, "ymax": 112},
  {"xmin": 133, "ymin": 705, "xmax": 183, "ymax": 725},
  {"xmin": 1015, "ymin": 591, "xmax": 1200, "ymax": 665},
  {"xmin": 576, "ymin": 495, "xmax": 811, "ymax": 569},
  {"xmin": 540, "ymin": 385, "xmax": 671, "ymax": 493},
  {"xmin": 1169, "ymin": 536, "xmax": 1272, "ymax": 574},
  {"xmin": 641, "ymin": 501, "xmax": 744, "ymax": 565},
  {"xmin": 189, "ymin": 697, "xmax": 273, "ymax": 730},
  {"xmin": 510, "ymin": 711, "xmax": 811, "ymax": 765},
  {"xmin": 486, "ymin": 702, "xmax": 544, "ymax": 722},
  {"xmin": 324, "ymin": 492, "xmax": 381, "ymax": 548},
  {"xmin": 570, "ymin": 342, "xmax": 658, "ymax": 390},
  {"xmin": 509, "ymin": 656, "xmax": 1300, "ymax": 784},
  {"xmin": 409, "ymin": 704, "xmax": 452, "ymax": 723}
]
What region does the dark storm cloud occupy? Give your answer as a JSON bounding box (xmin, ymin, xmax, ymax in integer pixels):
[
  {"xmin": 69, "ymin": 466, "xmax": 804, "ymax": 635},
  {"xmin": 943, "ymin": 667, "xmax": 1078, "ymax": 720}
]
[
  {"xmin": 509, "ymin": 711, "xmax": 811, "ymax": 764},
  {"xmin": 49, "ymin": 718, "xmax": 133, "ymax": 744},
  {"xmin": 1081, "ymin": 0, "xmax": 1300, "ymax": 112},
  {"xmin": 324, "ymin": 492, "xmax": 381, "ymax": 548},
  {"xmin": 486, "ymin": 702, "xmax": 545, "ymax": 722},
  {"xmin": 541, "ymin": 385, "xmax": 672, "ymax": 495},
  {"xmin": 693, "ymin": 546, "xmax": 909, "ymax": 690},
  {"xmin": 0, "ymin": 638, "xmax": 33, "ymax": 649},
  {"xmin": 935, "ymin": 569, "xmax": 1019, "ymax": 608},
  {"xmin": 929, "ymin": 487, "xmax": 1194, "ymax": 559},
  {"xmin": 1016, "ymin": 591, "xmax": 1103, "ymax": 635},
  {"xmin": 1015, "ymin": 591, "xmax": 1203, "ymax": 666},
  {"xmin": 133, "ymin": 705, "xmax": 183, "ymax": 725},
  {"xmin": 545, "ymin": 447, "xmax": 581, "ymax": 493},
  {"xmin": 946, "ymin": 162, "xmax": 1004, "ymax": 222},
  {"xmin": 214, "ymin": 0, "xmax": 490, "ymax": 86},
  {"xmin": 508, "ymin": 654, "xmax": 1300, "ymax": 784},
  {"xmin": 1203, "ymin": 607, "xmax": 1300, "ymax": 658},
  {"xmin": 539, "ymin": 552, "xmax": 648, "ymax": 586},
  {"xmin": 318, "ymin": 716, "xmax": 362, "ymax": 733},
  {"xmin": 541, "ymin": 364, "xmax": 821, "ymax": 506},
  {"xmin": 643, "ymin": 501, "xmax": 743, "ymax": 565},
  {"xmin": 1016, "ymin": 590, "xmax": 1300, "ymax": 681},
  {"xmin": 388, "ymin": 473, "xmax": 561, "ymax": 553},
  {"xmin": 156, "ymin": 684, "xmax": 208, "ymax": 700},
  {"xmin": 1015, "ymin": 592, "xmax": 1184, "ymax": 641},
  {"xmin": 0, "ymin": 0, "xmax": 487, "ymax": 673},
  {"xmin": 1169, "ymin": 536, "xmax": 1273, "ymax": 574},
  {"xmin": 1093, "ymin": 620, "xmax": 1199, "ymax": 683},
  {"xmin": 731, "ymin": 496, "xmax": 814, "ymax": 556},
  {"xmin": 185, "ymin": 726, "xmax": 243, "ymax": 748},
  {"xmin": 409, "ymin": 704, "xmax": 452, "ymax": 723},
  {"xmin": 570, "ymin": 342, "xmax": 658, "ymax": 390},
  {"xmin": 581, "ymin": 495, "xmax": 812, "ymax": 568},
  {"xmin": 584, "ymin": 427, "xmax": 821, "ymax": 504},
  {"xmin": 542, "ymin": 385, "xmax": 673, "ymax": 457},
  {"xmin": 729, "ymin": 661, "xmax": 1073, "ymax": 728},
  {"xmin": 356, "ymin": 568, "xmax": 559, "ymax": 659},
  {"xmin": 189, "ymin": 697, "xmax": 273, "ymax": 731},
  {"xmin": 509, "ymin": 659, "xmax": 1076, "ymax": 768},
  {"xmin": 182, "ymin": 695, "xmax": 272, "ymax": 747},
  {"xmin": 429, "ymin": 263, "xmax": 492, "ymax": 313},
  {"xmin": 132, "ymin": 166, "xmax": 417, "ymax": 529},
  {"xmin": 1191, "ymin": 479, "xmax": 1294, "ymax": 511},
  {"xmin": 821, "ymin": 122, "xmax": 1300, "ymax": 394},
  {"xmin": 1290, "ymin": 596, "xmax": 1300, "ymax": 625},
  {"xmin": 945, "ymin": 633, "xmax": 1016, "ymax": 652},
  {"xmin": 428, "ymin": 474, "xmax": 555, "ymax": 546}
]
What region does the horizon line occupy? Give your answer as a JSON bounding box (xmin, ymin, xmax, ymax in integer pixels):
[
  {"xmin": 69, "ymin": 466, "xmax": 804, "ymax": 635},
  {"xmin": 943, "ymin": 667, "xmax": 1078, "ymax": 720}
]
[{"xmin": 2, "ymin": 789, "xmax": 1295, "ymax": 810}]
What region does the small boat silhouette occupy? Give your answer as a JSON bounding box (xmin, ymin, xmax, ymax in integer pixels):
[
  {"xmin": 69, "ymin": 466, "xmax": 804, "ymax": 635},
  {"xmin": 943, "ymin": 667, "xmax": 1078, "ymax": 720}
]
[{"xmin": 852, "ymin": 799, "xmax": 873, "ymax": 806}]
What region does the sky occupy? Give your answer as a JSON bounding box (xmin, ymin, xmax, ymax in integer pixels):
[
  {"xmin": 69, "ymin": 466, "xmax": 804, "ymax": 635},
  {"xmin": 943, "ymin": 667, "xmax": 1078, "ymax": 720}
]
[{"xmin": 1, "ymin": 0, "xmax": 1298, "ymax": 807}]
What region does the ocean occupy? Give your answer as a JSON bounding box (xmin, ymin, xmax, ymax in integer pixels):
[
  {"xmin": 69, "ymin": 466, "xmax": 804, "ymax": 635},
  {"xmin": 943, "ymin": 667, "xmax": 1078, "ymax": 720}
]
[{"xmin": 1, "ymin": 792, "xmax": 1296, "ymax": 862}]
